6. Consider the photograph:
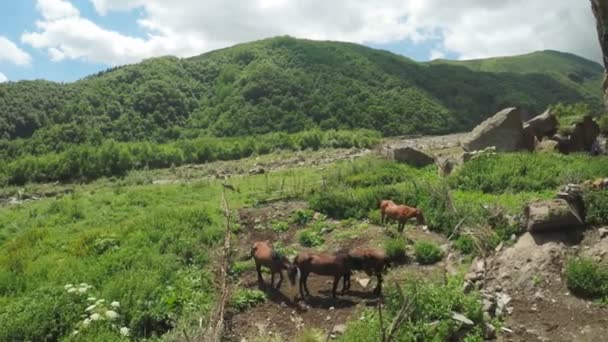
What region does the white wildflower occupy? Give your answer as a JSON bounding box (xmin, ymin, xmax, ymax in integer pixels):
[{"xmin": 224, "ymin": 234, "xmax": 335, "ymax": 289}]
[
  {"xmin": 111, "ymin": 301, "xmax": 120, "ymax": 308},
  {"xmin": 87, "ymin": 297, "xmax": 96, "ymax": 302},
  {"xmin": 67, "ymin": 288, "xmax": 77, "ymax": 293},
  {"xmin": 80, "ymin": 283, "xmax": 88, "ymax": 287},
  {"xmin": 85, "ymin": 304, "xmax": 97, "ymax": 312},
  {"xmin": 90, "ymin": 313, "xmax": 102, "ymax": 321},
  {"xmin": 105, "ymin": 310, "xmax": 119, "ymax": 320},
  {"xmin": 64, "ymin": 284, "xmax": 74, "ymax": 290},
  {"xmin": 77, "ymin": 287, "xmax": 88, "ymax": 293},
  {"xmin": 72, "ymin": 330, "xmax": 79, "ymax": 336},
  {"xmin": 83, "ymin": 318, "xmax": 91, "ymax": 326},
  {"xmin": 95, "ymin": 299, "xmax": 105, "ymax": 305},
  {"xmin": 120, "ymin": 327, "xmax": 130, "ymax": 337}
]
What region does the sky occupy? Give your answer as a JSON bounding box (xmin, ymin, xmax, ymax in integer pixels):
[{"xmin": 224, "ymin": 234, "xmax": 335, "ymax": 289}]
[{"xmin": 0, "ymin": 0, "xmax": 602, "ymax": 83}]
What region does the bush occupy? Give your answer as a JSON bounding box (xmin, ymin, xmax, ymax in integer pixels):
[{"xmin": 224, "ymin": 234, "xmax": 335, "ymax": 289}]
[
  {"xmin": 298, "ymin": 229, "xmax": 324, "ymax": 247},
  {"xmin": 230, "ymin": 289, "xmax": 267, "ymax": 311},
  {"xmin": 270, "ymin": 220, "xmax": 290, "ymax": 233},
  {"xmin": 291, "ymin": 209, "xmax": 314, "ymax": 225},
  {"xmin": 454, "ymin": 235, "xmax": 476, "ymax": 255},
  {"xmin": 339, "ymin": 276, "xmax": 484, "ymax": 341},
  {"xmin": 585, "ymin": 190, "xmax": 608, "ymax": 226},
  {"xmin": 414, "ymin": 240, "xmax": 444, "ymax": 265},
  {"xmin": 384, "ymin": 238, "xmax": 407, "ymax": 263},
  {"xmin": 565, "ymin": 258, "xmax": 608, "ymax": 299}
]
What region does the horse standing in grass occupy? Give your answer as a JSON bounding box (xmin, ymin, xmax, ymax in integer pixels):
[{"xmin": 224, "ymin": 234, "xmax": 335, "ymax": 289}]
[
  {"xmin": 344, "ymin": 248, "xmax": 388, "ymax": 295},
  {"xmin": 379, "ymin": 199, "xmax": 396, "ymax": 225},
  {"xmin": 288, "ymin": 251, "xmax": 350, "ymax": 299},
  {"xmin": 383, "ymin": 203, "xmax": 425, "ymax": 232},
  {"xmin": 249, "ymin": 241, "xmax": 292, "ymax": 290}
]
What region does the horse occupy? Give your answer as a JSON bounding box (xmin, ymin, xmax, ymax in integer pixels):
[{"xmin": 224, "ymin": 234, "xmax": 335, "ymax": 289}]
[
  {"xmin": 379, "ymin": 199, "xmax": 396, "ymax": 225},
  {"xmin": 248, "ymin": 241, "xmax": 292, "ymax": 290},
  {"xmin": 288, "ymin": 251, "xmax": 350, "ymax": 299},
  {"xmin": 344, "ymin": 248, "xmax": 388, "ymax": 295},
  {"xmin": 384, "ymin": 204, "xmax": 425, "ymax": 232}
]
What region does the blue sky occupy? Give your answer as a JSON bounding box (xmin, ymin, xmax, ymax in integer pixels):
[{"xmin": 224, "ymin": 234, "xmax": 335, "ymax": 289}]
[{"xmin": 0, "ymin": 0, "xmax": 601, "ymax": 83}]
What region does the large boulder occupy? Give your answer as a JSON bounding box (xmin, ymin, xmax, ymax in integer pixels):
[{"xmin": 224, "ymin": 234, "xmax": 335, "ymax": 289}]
[
  {"xmin": 523, "ymin": 108, "xmax": 559, "ymax": 141},
  {"xmin": 392, "ymin": 146, "xmax": 435, "ymax": 167},
  {"xmin": 569, "ymin": 115, "xmax": 601, "ymax": 152},
  {"xmin": 462, "ymin": 108, "xmax": 527, "ymax": 152},
  {"xmin": 524, "ymin": 198, "xmax": 584, "ymax": 233}
]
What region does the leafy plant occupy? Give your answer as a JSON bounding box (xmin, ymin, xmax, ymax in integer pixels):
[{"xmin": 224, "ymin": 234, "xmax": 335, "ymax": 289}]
[
  {"xmin": 230, "ymin": 289, "xmax": 267, "ymax": 311},
  {"xmin": 414, "ymin": 240, "xmax": 444, "ymax": 265},
  {"xmin": 384, "ymin": 237, "xmax": 407, "ymax": 263},
  {"xmin": 270, "ymin": 220, "xmax": 290, "ymax": 233},
  {"xmin": 565, "ymin": 258, "xmax": 608, "ymax": 299},
  {"xmin": 298, "ymin": 229, "xmax": 324, "ymax": 247},
  {"xmin": 291, "ymin": 209, "xmax": 314, "ymax": 225}
]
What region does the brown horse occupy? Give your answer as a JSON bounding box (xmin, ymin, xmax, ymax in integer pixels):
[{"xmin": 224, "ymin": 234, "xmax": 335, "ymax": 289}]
[
  {"xmin": 249, "ymin": 241, "xmax": 292, "ymax": 290},
  {"xmin": 288, "ymin": 251, "xmax": 350, "ymax": 299},
  {"xmin": 384, "ymin": 204, "xmax": 425, "ymax": 231},
  {"xmin": 344, "ymin": 248, "xmax": 388, "ymax": 295},
  {"xmin": 379, "ymin": 199, "xmax": 396, "ymax": 225}
]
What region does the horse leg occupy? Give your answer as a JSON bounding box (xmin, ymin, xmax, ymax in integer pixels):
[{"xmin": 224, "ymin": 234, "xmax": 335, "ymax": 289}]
[
  {"xmin": 299, "ymin": 275, "xmax": 306, "ymax": 299},
  {"xmin": 303, "ymin": 273, "xmax": 311, "ymax": 296},
  {"xmin": 332, "ymin": 275, "xmax": 340, "ymax": 298},
  {"xmin": 255, "ymin": 263, "xmax": 264, "ymax": 287},
  {"xmin": 276, "ymin": 271, "xmax": 283, "ymax": 290},
  {"xmin": 381, "ymin": 212, "xmax": 385, "ymax": 225},
  {"xmin": 374, "ymin": 272, "xmax": 383, "ymax": 295},
  {"xmin": 270, "ymin": 272, "xmax": 275, "ymax": 290}
]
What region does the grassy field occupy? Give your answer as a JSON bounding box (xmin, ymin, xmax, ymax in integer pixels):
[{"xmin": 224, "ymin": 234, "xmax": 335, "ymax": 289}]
[{"xmin": 1, "ymin": 150, "xmax": 607, "ymax": 341}]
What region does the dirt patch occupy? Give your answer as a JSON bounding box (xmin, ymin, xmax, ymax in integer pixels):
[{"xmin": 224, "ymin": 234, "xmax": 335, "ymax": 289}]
[
  {"xmin": 484, "ymin": 230, "xmax": 608, "ymax": 342},
  {"xmin": 225, "ymin": 202, "xmax": 450, "ymax": 341}
]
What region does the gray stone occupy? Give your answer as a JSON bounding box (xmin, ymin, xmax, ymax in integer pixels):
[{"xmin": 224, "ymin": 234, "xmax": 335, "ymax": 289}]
[
  {"xmin": 451, "ymin": 312, "xmax": 474, "ymax": 327},
  {"xmin": 599, "ymin": 227, "xmax": 608, "ymax": 239},
  {"xmin": 484, "ymin": 323, "xmax": 497, "ymax": 340},
  {"xmin": 332, "ymin": 324, "xmax": 347, "ymax": 335},
  {"xmin": 462, "ymin": 107, "xmax": 527, "ymax": 152},
  {"xmin": 392, "ymin": 146, "xmax": 435, "ymax": 168}
]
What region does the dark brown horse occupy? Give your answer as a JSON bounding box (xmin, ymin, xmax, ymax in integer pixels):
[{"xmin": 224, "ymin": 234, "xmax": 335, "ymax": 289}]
[
  {"xmin": 288, "ymin": 251, "xmax": 350, "ymax": 299},
  {"xmin": 344, "ymin": 248, "xmax": 388, "ymax": 295},
  {"xmin": 383, "ymin": 203, "xmax": 425, "ymax": 231},
  {"xmin": 249, "ymin": 241, "xmax": 292, "ymax": 290}
]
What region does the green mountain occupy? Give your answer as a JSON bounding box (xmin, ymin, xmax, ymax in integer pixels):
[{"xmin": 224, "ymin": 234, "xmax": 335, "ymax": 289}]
[{"xmin": 0, "ymin": 37, "xmax": 603, "ymax": 151}]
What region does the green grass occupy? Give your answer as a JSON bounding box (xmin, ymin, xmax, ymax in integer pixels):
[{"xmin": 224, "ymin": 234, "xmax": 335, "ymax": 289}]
[
  {"xmin": 230, "ymin": 289, "xmax": 267, "ymax": 311},
  {"xmin": 339, "ymin": 276, "xmax": 484, "ymax": 341},
  {"xmin": 414, "ymin": 241, "xmax": 444, "ymax": 265},
  {"xmin": 584, "ymin": 189, "xmax": 608, "ymax": 226},
  {"xmin": 565, "ymin": 258, "xmax": 608, "ymax": 299}
]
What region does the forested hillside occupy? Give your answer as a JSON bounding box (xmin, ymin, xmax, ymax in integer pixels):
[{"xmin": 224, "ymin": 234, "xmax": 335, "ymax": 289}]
[{"xmin": 0, "ymin": 37, "xmax": 603, "ymax": 154}]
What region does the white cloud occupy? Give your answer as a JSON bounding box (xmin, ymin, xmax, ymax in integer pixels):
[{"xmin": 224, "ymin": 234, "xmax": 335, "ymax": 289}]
[
  {"xmin": 22, "ymin": 0, "xmax": 603, "ymax": 66},
  {"xmin": 37, "ymin": 0, "xmax": 79, "ymax": 20},
  {"xmin": 0, "ymin": 36, "xmax": 32, "ymax": 66},
  {"xmin": 429, "ymin": 49, "xmax": 446, "ymax": 60},
  {"xmin": 0, "ymin": 72, "xmax": 7, "ymax": 83}
]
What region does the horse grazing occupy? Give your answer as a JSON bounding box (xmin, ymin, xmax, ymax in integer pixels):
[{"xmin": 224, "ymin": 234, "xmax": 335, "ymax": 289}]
[
  {"xmin": 288, "ymin": 251, "xmax": 350, "ymax": 299},
  {"xmin": 249, "ymin": 241, "xmax": 292, "ymax": 290},
  {"xmin": 384, "ymin": 204, "xmax": 425, "ymax": 232},
  {"xmin": 344, "ymin": 248, "xmax": 388, "ymax": 295},
  {"xmin": 379, "ymin": 199, "xmax": 396, "ymax": 225}
]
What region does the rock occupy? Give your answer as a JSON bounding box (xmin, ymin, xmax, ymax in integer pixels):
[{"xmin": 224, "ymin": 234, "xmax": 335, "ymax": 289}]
[
  {"xmin": 248, "ymin": 166, "xmax": 265, "ymax": 175},
  {"xmin": 357, "ymin": 277, "xmax": 371, "ymax": 288},
  {"xmin": 536, "ymin": 139, "xmax": 559, "ymax": 153},
  {"xmin": 599, "ymin": 227, "xmax": 608, "ymax": 239},
  {"xmin": 524, "ymin": 199, "xmax": 584, "ymax": 233},
  {"xmin": 392, "ymin": 146, "xmax": 435, "ymax": 168},
  {"xmin": 450, "ymin": 312, "xmax": 474, "ymax": 327},
  {"xmin": 462, "ymin": 281, "xmax": 474, "ymax": 294},
  {"xmin": 484, "ymin": 323, "xmax": 497, "ymax": 340},
  {"xmin": 569, "ymin": 116, "xmax": 600, "ymax": 152},
  {"xmin": 550, "ymin": 133, "xmax": 572, "ymax": 154},
  {"xmin": 482, "ymin": 299, "xmax": 496, "ymax": 315},
  {"xmin": 332, "ymin": 324, "xmax": 347, "ymax": 335},
  {"xmin": 462, "ymin": 107, "xmax": 527, "ymax": 152},
  {"xmin": 462, "ymin": 146, "xmax": 496, "ymax": 162},
  {"xmin": 495, "ymin": 293, "xmax": 512, "ymax": 317},
  {"xmin": 524, "ymin": 108, "xmax": 559, "ymax": 141}
]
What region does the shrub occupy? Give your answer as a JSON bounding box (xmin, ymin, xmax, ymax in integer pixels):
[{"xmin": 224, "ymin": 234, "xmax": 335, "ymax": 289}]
[
  {"xmin": 230, "ymin": 289, "xmax": 267, "ymax": 311},
  {"xmin": 298, "ymin": 229, "xmax": 324, "ymax": 247},
  {"xmin": 584, "ymin": 190, "xmax": 608, "ymax": 226},
  {"xmin": 414, "ymin": 240, "xmax": 444, "ymax": 265},
  {"xmin": 339, "ymin": 276, "xmax": 484, "ymax": 341},
  {"xmin": 454, "ymin": 235, "xmax": 476, "ymax": 255},
  {"xmin": 384, "ymin": 237, "xmax": 407, "ymax": 263},
  {"xmin": 291, "ymin": 209, "xmax": 314, "ymax": 225},
  {"xmin": 230, "ymin": 260, "xmax": 255, "ymax": 276},
  {"xmin": 270, "ymin": 220, "xmax": 290, "ymax": 233},
  {"xmin": 565, "ymin": 258, "xmax": 608, "ymax": 299}
]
